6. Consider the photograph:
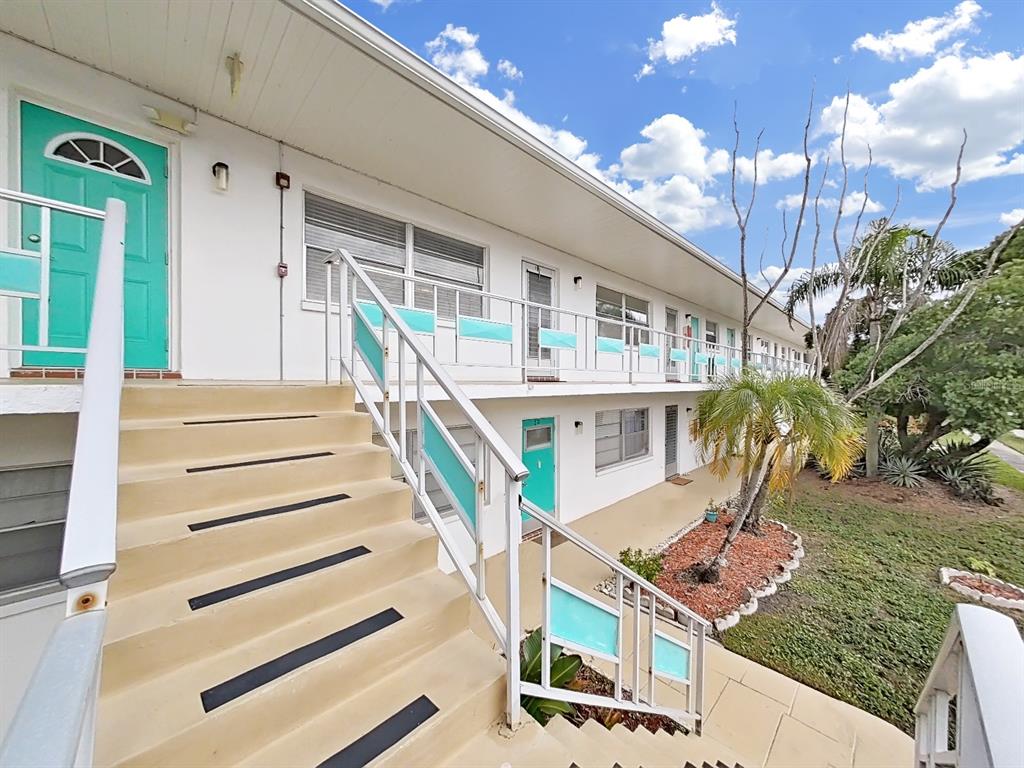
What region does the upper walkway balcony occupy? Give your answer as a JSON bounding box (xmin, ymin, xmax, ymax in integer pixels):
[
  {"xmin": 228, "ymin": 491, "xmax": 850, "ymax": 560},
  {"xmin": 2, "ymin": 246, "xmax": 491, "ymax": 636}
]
[{"xmin": 325, "ymin": 262, "xmax": 813, "ymax": 399}]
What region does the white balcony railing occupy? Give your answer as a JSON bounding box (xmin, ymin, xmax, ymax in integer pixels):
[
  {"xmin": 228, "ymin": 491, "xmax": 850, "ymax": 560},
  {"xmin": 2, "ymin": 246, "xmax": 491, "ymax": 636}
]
[
  {"xmin": 321, "ymin": 264, "xmax": 810, "ymax": 387},
  {"xmin": 325, "ymin": 248, "xmax": 710, "ymax": 732},
  {"xmin": 914, "ymin": 604, "xmax": 1024, "ymax": 768},
  {"xmin": 0, "ymin": 189, "xmax": 127, "ymax": 766}
]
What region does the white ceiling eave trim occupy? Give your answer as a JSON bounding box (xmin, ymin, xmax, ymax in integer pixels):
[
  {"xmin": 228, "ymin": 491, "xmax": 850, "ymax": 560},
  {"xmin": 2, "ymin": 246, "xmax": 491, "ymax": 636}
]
[{"xmin": 283, "ymin": 0, "xmax": 809, "ymax": 332}]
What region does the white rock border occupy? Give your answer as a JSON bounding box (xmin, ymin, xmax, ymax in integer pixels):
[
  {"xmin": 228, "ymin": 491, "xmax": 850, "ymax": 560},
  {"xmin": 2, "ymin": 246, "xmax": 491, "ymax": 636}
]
[
  {"xmin": 939, "ymin": 567, "xmax": 1024, "ymax": 611},
  {"xmin": 593, "ymin": 516, "xmax": 805, "ymax": 633}
]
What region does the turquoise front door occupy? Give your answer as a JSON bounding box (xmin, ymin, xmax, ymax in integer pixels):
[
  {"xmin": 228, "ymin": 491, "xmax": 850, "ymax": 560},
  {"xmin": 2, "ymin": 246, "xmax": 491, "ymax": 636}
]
[
  {"xmin": 20, "ymin": 102, "xmax": 168, "ymax": 368},
  {"xmin": 522, "ymin": 417, "xmax": 556, "ymax": 520}
]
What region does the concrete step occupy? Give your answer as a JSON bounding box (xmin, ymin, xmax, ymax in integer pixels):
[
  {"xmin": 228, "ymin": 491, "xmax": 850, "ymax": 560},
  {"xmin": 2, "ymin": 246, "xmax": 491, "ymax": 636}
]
[
  {"xmin": 442, "ymin": 714, "xmax": 574, "ymax": 768},
  {"xmin": 105, "ymin": 516, "xmax": 436, "ymax": 645},
  {"xmin": 117, "ymin": 442, "xmax": 391, "ymax": 519},
  {"xmin": 239, "ymin": 630, "xmax": 506, "ymax": 768},
  {"xmin": 119, "ymin": 410, "xmax": 371, "ymax": 467},
  {"xmin": 120, "ymin": 382, "xmax": 353, "ymax": 420},
  {"xmin": 545, "ymin": 715, "xmax": 610, "ymax": 768},
  {"xmin": 98, "ymin": 571, "xmax": 468, "ymax": 767}
]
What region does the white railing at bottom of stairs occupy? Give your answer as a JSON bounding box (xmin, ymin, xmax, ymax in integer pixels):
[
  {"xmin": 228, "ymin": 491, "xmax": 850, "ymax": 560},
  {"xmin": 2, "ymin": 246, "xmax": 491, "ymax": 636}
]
[
  {"xmin": 0, "ymin": 194, "xmax": 127, "ymax": 767},
  {"xmin": 324, "ymin": 247, "xmax": 709, "ymax": 732},
  {"xmin": 914, "ymin": 604, "xmax": 1024, "ymax": 768}
]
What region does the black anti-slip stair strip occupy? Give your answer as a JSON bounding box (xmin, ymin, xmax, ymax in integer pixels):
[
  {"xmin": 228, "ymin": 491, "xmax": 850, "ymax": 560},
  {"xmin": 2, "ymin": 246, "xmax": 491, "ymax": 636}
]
[
  {"xmin": 188, "ymin": 493, "xmax": 351, "ymax": 532},
  {"xmin": 200, "ymin": 607, "xmax": 403, "ymax": 713},
  {"xmin": 182, "ymin": 414, "xmax": 318, "ymax": 425},
  {"xmin": 188, "ymin": 546, "xmax": 370, "ymax": 611},
  {"xmin": 184, "ymin": 451, "xmax": 333, "ymax": 473},
  {"xmin": 317, "ymin": 695, "xmax": 439, "ymax": 768}
]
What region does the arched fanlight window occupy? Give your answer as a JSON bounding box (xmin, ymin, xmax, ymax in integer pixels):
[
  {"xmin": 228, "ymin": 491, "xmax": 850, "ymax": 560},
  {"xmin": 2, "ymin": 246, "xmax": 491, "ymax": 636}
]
[{"xmin": 44, "ymin": 133, "xmax": 152, "ymax": 184}]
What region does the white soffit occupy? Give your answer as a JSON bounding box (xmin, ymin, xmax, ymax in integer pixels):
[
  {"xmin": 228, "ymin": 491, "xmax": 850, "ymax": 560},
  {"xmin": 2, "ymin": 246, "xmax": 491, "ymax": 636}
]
[{"xmin": 0, "ymin": 0, "xmax": 807, "ymax": 340}]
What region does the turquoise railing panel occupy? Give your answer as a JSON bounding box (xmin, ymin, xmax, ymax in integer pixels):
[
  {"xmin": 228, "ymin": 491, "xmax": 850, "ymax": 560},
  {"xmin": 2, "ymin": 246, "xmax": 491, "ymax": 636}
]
[
  {"xmin": 694, "ymin": 352, "xmax": 709, "ymax": 365},
  {"xmin": 730, "ymin": 358, "xmax": 741, "ymax": 368},
  {"xmin": 538, "ymin": 328, "xmax": 577, "ymax": 350},
  {"xmin": 653, "ymin": 633, "xmax": 690, "ymax": 681},
  {"xmin": 353, "ymin": 307, "xmax": 385, "ymax": 384},
  {"xmin": 639, "ymin": 343, "xmax": 660, "ymax": 358},
  {"xmin": 596, "ymin": 336, "xmax": 624, "ymax": 354},
  {"xmin": 714, "ymin": 354, "xmax": 727, "ymax": 367},
  {"xmin": 550, "ymin": 583, "xmax": 619, "ymax": 658},
  {"xmin": 669, "ymin": 347, "xmax": 689, "ymax": 363},
  {"xmin": 459, "ymin": 316, "xmax": 514, "ymax": 343},
  {"xmin": 0, "ymin": 251, "xmax": 40, "ymax": 296},
  {"xmin": 356, "ymin": 300, "xmax": 436, "ymax": 335},
  {"xmin": 421, "ymin": 407, "xmax": 477, "ymax": 526}
]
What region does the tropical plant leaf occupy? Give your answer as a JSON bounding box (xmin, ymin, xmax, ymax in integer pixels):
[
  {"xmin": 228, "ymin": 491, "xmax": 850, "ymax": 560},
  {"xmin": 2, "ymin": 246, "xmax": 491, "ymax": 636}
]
[
  {"xmin": 521, "ymin": 628, "xmax": 543, "ymax": 682},
  {"xmin": 549, "ymin": 654, "xmax": 583, "ymax": 689}
]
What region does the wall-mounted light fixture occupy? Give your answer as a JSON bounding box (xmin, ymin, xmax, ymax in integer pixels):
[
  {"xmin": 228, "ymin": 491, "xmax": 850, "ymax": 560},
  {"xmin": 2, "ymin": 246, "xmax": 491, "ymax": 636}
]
[
  {"xmin": 574, "ymin": 420, "xmax": 584, "ymax": 430},
  {"xmin": 684, "ymin": 313, "xmax": 692, "ymax": 319},
  {"xmin": 573, "ymin": 275, "xmax": 583, "ymax": 289},
  {"xmin": 212, "ymin": 162, "xmax": 230, "ymax": 192}
]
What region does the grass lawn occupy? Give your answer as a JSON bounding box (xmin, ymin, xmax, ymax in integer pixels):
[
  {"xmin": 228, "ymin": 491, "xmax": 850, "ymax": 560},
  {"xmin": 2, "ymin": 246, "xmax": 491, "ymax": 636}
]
[{"xmin": 721, "ymin": 471, "xmax": 1024, "ymax": 735}]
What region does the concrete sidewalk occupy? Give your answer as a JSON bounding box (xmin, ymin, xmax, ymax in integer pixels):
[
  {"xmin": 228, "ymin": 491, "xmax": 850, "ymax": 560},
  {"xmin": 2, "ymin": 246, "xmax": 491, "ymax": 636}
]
[{"xmin": 474, "ymin": 465, "xmax": 913, "ymax": 767}]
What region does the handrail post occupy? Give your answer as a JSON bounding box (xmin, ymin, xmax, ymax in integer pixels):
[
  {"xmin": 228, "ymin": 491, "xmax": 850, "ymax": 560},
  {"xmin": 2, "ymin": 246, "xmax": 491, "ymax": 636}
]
[
  {"xmin": 324, "ymin": 260, "xmax": 332, "ymax": 384},
  {"xmin": 505, "ymin": 474, "xmax": 523, "ymax": 731}
]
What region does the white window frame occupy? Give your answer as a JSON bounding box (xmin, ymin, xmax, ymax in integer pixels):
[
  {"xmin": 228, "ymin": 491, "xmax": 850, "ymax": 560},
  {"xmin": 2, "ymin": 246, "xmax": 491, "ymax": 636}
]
[
  {"xmin": 595, "ymin": 407, "xmax": 651, "ymax": 471},
  {"xmin": 595, "ymin": 285, "xmax": 651, "ymax": 345},
  {"xmin": 300, "ymin": 187, "xmax": 489, "ymax": 316}
]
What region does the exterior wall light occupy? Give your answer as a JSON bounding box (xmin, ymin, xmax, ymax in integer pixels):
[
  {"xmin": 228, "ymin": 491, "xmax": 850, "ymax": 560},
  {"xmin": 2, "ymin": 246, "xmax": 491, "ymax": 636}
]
[
  {"xmin": 212, "ymin": 162, "xmax": 230, "ymax": 192},
  {"xmin": 573, "ymin": 276, "xmax": 583, "ymax": 288}
]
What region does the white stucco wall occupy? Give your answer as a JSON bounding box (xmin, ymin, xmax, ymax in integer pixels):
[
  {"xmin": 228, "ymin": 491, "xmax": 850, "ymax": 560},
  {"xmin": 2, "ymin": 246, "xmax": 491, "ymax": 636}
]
[{"xmin": 1, "ymin": 35, "xmax": 806, "ymax": 385}]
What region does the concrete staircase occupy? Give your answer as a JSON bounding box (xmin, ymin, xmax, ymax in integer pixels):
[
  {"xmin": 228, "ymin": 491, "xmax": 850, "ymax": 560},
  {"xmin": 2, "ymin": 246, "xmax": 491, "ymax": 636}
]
[{"xmin": 95, "ymin": 381, "xmax": 741, "ymax": 767}]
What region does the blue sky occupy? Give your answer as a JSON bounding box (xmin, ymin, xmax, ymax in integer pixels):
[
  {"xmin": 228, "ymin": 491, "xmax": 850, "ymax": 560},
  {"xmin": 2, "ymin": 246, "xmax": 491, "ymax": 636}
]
[{"xmin": 345, "ymin": 0, "xmax": 1023, "ymax": 308}]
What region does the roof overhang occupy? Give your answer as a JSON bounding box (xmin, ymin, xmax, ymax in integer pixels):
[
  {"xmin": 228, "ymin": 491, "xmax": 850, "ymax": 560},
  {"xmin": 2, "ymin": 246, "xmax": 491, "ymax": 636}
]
[{"xmin": 0, "ymin": 0, "xmax": 808, "ymax": 340}]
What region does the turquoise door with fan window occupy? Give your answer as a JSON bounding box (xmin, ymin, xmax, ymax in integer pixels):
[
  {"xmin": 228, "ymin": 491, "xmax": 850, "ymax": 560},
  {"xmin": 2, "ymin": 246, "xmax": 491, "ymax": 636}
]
[
  {"xmin": 19, "ymin": 102, "xmax": 168, "ymax": 368},
  {"xmin": 522, "ymin": 417, "xmax": 556, "ymax": 521}
]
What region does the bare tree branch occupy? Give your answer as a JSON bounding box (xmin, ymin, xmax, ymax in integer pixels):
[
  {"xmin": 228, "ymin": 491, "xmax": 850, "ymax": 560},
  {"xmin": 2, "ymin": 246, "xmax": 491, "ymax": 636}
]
[
  {"xmin": 732, "ymin": 99, "xmax": 763, "ymax": 367},
  {"xmin": 747, "ymin": 86, "xmax": 815, "ymax": 325},
  {"xmin": 807, "ymin": 155, "xmax": 830, "ymax": 376}
]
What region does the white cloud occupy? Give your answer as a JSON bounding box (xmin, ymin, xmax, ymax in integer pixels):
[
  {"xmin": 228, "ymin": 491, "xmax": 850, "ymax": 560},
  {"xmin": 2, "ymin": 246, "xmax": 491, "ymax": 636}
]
[
  {"xmin": 497, "ymin": 58, "xmax": 523, "ymax": 82},
  {"xmin": 852, "ymin": 0, "xmax": 983, "ymax": 61},
  {"xmin": 1000, "ymin": 208, "xmax": 1024, "ymax": 226},
  {"xmin": 369, "ymin": 0, "xmax": 396, "ymax": 8},
  {"xmin": 752, "ymin": 264, "xmax": 843, "ymax": 323},
  {"xmin": 819, "ymin": 52, "xmax": 1024, "ymax": 191},
  {"xmin": 775, "ymin": 190, "xmax": 884, "ymax": 216},
  {"xmin": 625, "ymin": 176, "xmax": 731, "ymax": 233},
  {"xmin": 618, "ymin": 114, "xmax": 730, "ymax": 182},
  {"xmin": 735, "ymin": 149, "xmax": 809, "ymax": 183},
  {"xmin": 426, "ymin": 24, "xmax": 489, "ymax": 86},
  {"xmin": 639, "ymin": 2, "xmax": 737, "ymax": 79}
]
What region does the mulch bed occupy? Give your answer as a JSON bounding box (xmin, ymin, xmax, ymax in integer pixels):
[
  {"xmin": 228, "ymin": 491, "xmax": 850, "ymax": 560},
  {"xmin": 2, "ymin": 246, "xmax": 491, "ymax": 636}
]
[
  {"xmin": 565, "ymin": 663, "xmax": 681, "ymax": 735},
  {"xmin": 654, "ymin": 515, "xmax": 795, "ymax": 622},
  {"xmin": 950, "ymin": 573, "xmax": 1024, "ymax": 601}
]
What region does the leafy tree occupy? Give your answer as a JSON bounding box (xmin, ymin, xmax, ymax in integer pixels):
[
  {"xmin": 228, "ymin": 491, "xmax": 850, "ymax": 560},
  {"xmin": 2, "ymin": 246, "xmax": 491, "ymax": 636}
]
[
  {"xmin": 836, "ymin": 244, "xmax": 1024, "ymax": 457},
  {"xmin": 690, "ymin": 370, "xmax": 861, "ymax": 582}
]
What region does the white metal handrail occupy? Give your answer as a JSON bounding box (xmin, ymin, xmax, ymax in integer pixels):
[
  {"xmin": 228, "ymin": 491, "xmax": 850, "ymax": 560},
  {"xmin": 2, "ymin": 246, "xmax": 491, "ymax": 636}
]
[
  {"xmin": 1, "ymin": 189, "xmax": 106, "ymax": 356},
  {"xmin": 0, "ymin": 195, "xmax": 126, "ymax": 767},
  {"xmin": 349, "ymin": 264, "xmax": 811, "ymax": 383},
  {"xmin": 914, "ymin": 604, "xmax": 1024, "ymax": 768},
  {"xmin": 521, "ymin": 498, "xmax": 708, "ymax": 729}
]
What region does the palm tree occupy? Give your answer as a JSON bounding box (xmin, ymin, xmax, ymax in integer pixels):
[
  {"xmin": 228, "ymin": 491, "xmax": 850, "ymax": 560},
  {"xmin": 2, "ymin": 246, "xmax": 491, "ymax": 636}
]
[
  {"xmin": 785, "ymin": 221, "xmax": 968, "ymax": 476},
  {"xmin": 690, "ymin": 369, "xmax": 861, "ymax": 583},
  {"xmin": 785, "ymin": 221, "xmax": 968, "ymax": 373}
]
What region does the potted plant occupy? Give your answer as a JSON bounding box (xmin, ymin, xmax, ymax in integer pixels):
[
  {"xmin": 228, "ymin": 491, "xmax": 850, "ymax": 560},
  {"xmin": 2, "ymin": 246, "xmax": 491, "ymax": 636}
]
[{"xmin": 704, "ymin": 498, "xmax": 719, "ymax": 523}]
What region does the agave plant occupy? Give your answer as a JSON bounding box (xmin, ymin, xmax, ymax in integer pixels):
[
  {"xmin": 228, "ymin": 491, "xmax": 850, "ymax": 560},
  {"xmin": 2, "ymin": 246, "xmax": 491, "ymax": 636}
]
[
  {"xmin": 880, "ymin": 455, "xmax": 926, "ymax": 488},
  {"xmin": 520, "ymin": 628, "xmax": 582, "ymax": 725}
]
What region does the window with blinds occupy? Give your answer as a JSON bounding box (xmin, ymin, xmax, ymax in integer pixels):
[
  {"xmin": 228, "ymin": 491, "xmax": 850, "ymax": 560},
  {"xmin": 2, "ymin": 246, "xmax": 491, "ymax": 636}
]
[
  {"xmin": 595, "ymin": 407, "xmax": 650, "ymax": 470},
  {"xmin": 304, "ymin": 193, "xmax": 406, "ymax": 305},
  {"xmin": 303, "ymin": 193, "xmax": 485, "ymax": 317},
  {"xmin": 596, "ymin": 286, "xmax": 650, "ymax": 343},
  {"xmin": 412, "ymin": 227, "xmax": 484, "ymax": 319}
]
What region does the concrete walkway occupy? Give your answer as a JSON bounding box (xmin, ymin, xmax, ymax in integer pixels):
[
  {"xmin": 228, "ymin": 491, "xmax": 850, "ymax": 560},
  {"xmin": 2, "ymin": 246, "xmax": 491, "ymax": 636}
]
[
  {"xmin": 990, "ymin": 440, "xmax": 1024, "ymax": 472},
  {"xmin": 474, "ymin": 465, "xmax": 913, "ymax": 767}
]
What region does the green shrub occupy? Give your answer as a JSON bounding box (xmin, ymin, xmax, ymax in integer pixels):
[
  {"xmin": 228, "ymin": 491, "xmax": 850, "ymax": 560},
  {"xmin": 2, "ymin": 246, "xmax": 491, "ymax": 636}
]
[
  {"xmin": 930, "ymin": 447, "xmax": 999, "ymax": 504},
  {"xmin": 618, "ymin": 547, "xmax": 664, "ymax": 583},
  {"xmin": 881, "ymin": 455, "xmax": 926, "ymax": 488},
  {"xmin": 520, "ymin": 628, "xmax": 582, "ymax": 725}
]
